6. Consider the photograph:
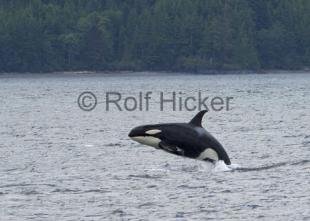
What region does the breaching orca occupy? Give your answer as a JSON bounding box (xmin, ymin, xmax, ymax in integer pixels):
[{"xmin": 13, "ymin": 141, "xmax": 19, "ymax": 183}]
[{"xmin": 128, "ymin": 110, "xmax": 231, "ymax": 165}]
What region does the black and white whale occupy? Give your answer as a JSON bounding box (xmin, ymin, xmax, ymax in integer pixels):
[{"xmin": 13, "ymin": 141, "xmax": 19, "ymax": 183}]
[{"xmin": 128, "ymin": 110, "xmax": 231, "ymax": 165}]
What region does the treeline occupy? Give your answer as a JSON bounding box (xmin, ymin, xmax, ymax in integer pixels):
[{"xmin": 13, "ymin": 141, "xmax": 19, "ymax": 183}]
[{"xmin": 0, "ymin": 0, "xmax": 309, "ymax": 73}]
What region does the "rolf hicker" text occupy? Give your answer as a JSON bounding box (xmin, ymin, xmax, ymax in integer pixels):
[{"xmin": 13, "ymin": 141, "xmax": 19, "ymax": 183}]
[{"xmin": 104, "ymin": 91, "xmax": 233, "ymax": 112}]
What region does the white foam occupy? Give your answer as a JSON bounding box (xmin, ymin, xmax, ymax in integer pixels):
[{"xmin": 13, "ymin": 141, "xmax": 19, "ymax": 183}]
[
  {"xmin": 85, "ymin": 144, "xmax": 94, "ymax": 147},
  {"xmin": 212, "ymin": 161, "xmax": 241, "ymax": 172},
  {"xmin": 201, "ymin": 161, "xmax": 214, "ymax": 171},
  {"xmin": 213, "ymin": 160, "xmax": 232, "ymax": 172},
  {"xmin": 227, "ymin": 163, "xmax": 241, "ymax": 169}
]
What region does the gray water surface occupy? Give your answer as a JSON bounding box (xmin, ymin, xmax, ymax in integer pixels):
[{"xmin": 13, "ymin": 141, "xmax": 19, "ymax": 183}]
[{"xmin": 0, "ymin": 72, "xmax": 309, "ymax": 220}]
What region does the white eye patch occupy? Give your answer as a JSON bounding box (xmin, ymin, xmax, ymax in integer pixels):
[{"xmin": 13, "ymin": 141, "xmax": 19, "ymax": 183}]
[{"xmin": 145, "ymin": 129, "xmax": 162, "ymax": 135}]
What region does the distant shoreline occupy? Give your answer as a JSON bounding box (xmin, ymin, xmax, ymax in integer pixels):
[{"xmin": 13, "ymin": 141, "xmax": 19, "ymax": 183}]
[{"xmin": 1, "ymin": 69, "xmax": 310, "ymax": 76}]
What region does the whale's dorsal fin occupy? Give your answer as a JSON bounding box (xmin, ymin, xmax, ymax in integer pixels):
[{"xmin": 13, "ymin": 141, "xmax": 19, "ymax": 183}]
[{"xmin": 189, "ymin": 110, "xmax": 208, "ymax": 127}]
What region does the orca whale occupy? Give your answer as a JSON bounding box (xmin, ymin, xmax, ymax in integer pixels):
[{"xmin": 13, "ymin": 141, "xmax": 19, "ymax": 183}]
[{"xmin": 128, "ymin": 110, "xmax": 231, "ymax": 165}]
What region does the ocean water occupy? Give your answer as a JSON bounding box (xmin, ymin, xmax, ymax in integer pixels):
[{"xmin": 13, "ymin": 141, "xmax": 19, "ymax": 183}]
[{"xmin": 0, "ymin": 72, "xmax": 309, "ymax": 220}]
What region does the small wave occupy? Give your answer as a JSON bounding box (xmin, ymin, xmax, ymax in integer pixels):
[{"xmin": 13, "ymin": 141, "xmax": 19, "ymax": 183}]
[
  {"xmin": 178, "ymin": 184, "xmax": 206, "ymax": 189},
  {"xmin": 52, "ymin": 188, "xmax": 80, "ymax": 193},
  {"xmin": 111, "ymin": 209, "xmax": 125, "ymax": 216},
  {"xmin": 83, "ymin": 189, "xmax": 109, "ymax": 193},
  {"xmin": 290, "ymin": 159, "xmax": 310, "ymax": 166},
  {"xmin": 3, "ymin": 166, "xmax": 28, "ymax": 173},
  {"xmin": 50, "ymin": 188, "xmax": 109, "ymax": 194},
  {"xmin": 302, "ymin": 141, "xmax": 310, "ymax": 146},
  {"xmin": 137, "ymin": 202, "xmax": 156, "ymax": 208},
  {"xmin": 128, "ymin": 174, "xmax": 162, "ymax": 179},
  {"xmin": 234, "ymin": 162, "xmax": 288, "ymax": 172},
  {"xmin": 0, "ymin": 183, "xmax": 56, "ymax": 189},
  {"xmin": 106, "ymin": 143, "xmax": 122, "ymax": 147},
  {"xmin": 20, "ymin": 190, "xmax": 40, "ymax": 195},
  {"xmin": 231, "ymin": 159, "xmax": 309, "ymax": 172}
]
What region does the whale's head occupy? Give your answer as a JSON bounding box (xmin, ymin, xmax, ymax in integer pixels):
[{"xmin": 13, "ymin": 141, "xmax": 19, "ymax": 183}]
[
  {"xmin": 128, "ymin": 125, "xmax": 163, "ymax": 148},
  {"xmin": 128, "ymin": 110, "xmax": 208, "ymax": 149}
]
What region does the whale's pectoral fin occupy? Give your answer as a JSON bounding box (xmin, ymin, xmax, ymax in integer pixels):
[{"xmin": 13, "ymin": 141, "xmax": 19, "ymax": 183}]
[
  {"xmin": 189, "ymin": 110, "xmax": 208, "ymax": 127},
  {"xmin": 159, "ymin": 141, "xmax": 184, "ymax": 156}
]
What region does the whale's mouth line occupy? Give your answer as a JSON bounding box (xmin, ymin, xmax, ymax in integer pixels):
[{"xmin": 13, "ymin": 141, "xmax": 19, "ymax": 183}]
[
  {"xmin": 129, "ymin": 136, "xmax": 161, "ymax": 149},
  {"xmin": 230, "ymin": 159, "xmax": 310, "ymax": 172}
]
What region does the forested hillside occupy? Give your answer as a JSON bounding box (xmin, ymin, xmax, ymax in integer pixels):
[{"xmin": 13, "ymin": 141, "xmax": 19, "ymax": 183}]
[{"xmin": 0, "ymin": 0, "xmax": 309, "ymax": 72}]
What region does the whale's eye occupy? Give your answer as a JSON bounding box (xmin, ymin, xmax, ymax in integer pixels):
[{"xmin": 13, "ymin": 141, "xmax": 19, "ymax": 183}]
[{"xmin": 145, "ymin": 129, "xmax": 161, "ymax": 135}]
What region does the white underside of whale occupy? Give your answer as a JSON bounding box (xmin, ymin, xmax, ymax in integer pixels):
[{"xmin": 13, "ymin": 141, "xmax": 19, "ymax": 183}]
[
  {"xmin": 131, "ymin": 136, "xmax": 160, "ymax": 148},
  {"xmin": 196, "ymin": 148, "xmax": 219, "ymax": 161}
]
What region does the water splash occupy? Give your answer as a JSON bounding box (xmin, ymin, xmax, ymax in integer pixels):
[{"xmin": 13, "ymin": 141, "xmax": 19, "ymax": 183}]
[{"xmin": 213, "ymin": 160, "xmax": 232, "ymax": 172}]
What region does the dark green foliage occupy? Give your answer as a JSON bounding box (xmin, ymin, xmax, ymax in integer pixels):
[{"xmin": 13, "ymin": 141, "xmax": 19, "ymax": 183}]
[{"xmin": 0, "ymin": 0, "xmax": 309, "ymax": 72}]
